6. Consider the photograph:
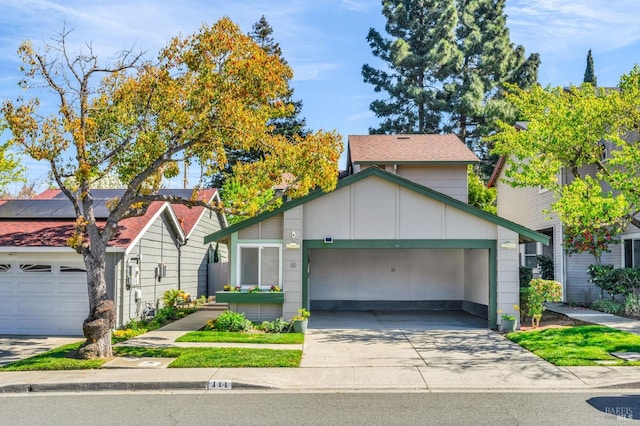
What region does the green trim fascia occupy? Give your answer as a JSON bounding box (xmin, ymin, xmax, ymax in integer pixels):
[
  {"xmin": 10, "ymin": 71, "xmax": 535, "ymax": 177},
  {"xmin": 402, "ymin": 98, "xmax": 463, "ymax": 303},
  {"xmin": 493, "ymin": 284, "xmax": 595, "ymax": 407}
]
[
  {"xmin": 304, "ymin": 239, "xmax": 495, "ymax": 250},
  {"xmin": 204, "ymin": 167, "xmax": 548, "ymax": 245},
  {"xmin": 215, "ymin": 291, "xmax": 285, "ymax": 304},
  {"xmin": 236, "ymin": 239, "xmax": 283, "ymax": 244},
  {"xmin": 301, "ymin": 239, "xmax": 498, "ymax": 328}
]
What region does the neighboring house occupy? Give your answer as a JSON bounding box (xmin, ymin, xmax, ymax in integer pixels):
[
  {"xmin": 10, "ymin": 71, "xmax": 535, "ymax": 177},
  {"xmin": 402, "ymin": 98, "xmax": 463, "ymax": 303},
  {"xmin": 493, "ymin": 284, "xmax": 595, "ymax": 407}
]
[
  {"xmin": 0, "ymin": 189, "xmax": 227, "ymax": 335},
  {"xmin": 205, "ymin": 134, "xmax": 548, "ymax": 329},
  {"xmin": 488, "ymin": 122, "xmax": 640, "ymax": 303}
]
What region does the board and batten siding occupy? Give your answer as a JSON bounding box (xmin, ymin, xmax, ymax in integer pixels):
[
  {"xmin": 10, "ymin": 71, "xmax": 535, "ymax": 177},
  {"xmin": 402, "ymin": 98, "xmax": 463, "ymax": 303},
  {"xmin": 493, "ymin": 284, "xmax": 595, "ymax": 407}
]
[
  {"xmin": 180, "ymin": 208, "xmax": 227, "ymax": 297},
  {"xmin": 393, "ymin": 164, "xmax": 469, "ymax": 202},
  {"xmin": 237, "ymin": 215, "xmax": 284, "ymax": 240},
  {"xmin": 303, "ymin": 175, "xmax": 498, "ymax": 241}
]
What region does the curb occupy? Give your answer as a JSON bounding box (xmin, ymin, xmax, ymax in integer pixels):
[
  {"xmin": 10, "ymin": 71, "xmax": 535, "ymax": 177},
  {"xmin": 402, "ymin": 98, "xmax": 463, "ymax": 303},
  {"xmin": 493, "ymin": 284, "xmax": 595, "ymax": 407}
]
[{"xmin": 0, "ymin": 381, "xmax": 271, "ymax": 393}]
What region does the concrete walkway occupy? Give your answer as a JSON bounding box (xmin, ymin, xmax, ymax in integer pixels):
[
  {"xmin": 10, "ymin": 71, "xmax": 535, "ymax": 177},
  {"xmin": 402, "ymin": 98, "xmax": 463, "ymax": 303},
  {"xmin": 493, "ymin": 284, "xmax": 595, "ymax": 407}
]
[
  {"xmin": 4, "ymin": 306, "xmax": 640, "ymax": 393},
  {"xmin": 547, "ymin": 303, "xmax": 640, "ymax": 335}
]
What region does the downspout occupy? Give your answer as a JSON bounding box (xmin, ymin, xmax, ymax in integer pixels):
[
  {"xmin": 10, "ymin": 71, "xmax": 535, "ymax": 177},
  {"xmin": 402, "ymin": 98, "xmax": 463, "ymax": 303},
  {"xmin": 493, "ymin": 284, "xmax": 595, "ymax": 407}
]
[{"xmin": 177, "ymin": 238, "xmax": 188, "ymax": 291}]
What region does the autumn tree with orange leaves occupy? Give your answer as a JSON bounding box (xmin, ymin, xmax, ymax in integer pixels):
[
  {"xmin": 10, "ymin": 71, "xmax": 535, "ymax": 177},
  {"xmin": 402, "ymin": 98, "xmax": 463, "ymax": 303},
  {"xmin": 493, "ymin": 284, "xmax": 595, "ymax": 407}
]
[{"xmin": 2, "ymin": 18, "xmax": 342, "ymax": 359}]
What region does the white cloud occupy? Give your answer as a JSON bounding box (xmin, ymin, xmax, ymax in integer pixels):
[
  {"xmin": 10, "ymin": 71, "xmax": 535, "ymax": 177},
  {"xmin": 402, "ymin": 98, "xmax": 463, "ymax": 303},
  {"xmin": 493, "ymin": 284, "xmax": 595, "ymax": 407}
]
[{"xmin": 506, "ymin": 0, "xmax": 640, "ymax": 54}]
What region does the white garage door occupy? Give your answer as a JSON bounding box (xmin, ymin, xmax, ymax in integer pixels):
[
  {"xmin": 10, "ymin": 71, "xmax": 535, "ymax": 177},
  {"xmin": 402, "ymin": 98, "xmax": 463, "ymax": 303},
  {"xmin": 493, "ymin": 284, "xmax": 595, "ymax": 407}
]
[{"xmin": 0, "ymin": 261, "xmax": 88, "ymax": 335}]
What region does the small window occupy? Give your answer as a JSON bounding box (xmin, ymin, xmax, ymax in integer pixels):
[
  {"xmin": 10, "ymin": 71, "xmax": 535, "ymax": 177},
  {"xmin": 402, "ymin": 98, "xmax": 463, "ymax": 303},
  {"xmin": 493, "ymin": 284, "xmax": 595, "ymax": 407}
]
[
  {"xmin": 523, "ymin": 243, "xmax": 539, "ymax": 269},
  {"xmin": 20, "ymin": 264, "xmax": 52, "ymax": 273},
  {"xmin": 60, "ymin": 266, "xmax": 86, "ymax": 273},
  {"xmin": 237, "ymin": 244, "xmax": 282, "ymax": 289},
  {"xmin": 0, "ymin": 264, "xmax": 10, "ymax": 272},
  {"xmin": 624, "ymin": 239, "xmax": 640, "ymax": 268}
]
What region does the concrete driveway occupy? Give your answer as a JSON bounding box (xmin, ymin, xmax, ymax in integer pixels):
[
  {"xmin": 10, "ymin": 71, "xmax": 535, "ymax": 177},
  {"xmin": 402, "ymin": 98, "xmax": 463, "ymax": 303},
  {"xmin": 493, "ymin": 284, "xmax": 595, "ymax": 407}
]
[
  {"xmin": 0, "ymin": 336, "xmax": 83, "ymax": 367},
  {"xmin": 301, "ymin": 311, "xmax": 548, "ymax": 368}
]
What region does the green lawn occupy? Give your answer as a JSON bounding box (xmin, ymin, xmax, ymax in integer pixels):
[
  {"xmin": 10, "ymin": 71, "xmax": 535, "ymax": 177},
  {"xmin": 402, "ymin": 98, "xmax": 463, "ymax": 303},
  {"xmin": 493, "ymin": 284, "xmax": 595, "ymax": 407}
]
[
  {"xmin": 176, "ymin": 331, "xmax": 304, "ymax": 344},
  {"xmin": 507, "ymin": 325, "xmax": 640, "ymax": 366},
  {"xmin": 0, "ymin": 343, "xmax": 107, "ymax": 371},
  {"xmin": 114, "ymin": 346, "xmax": 302, "ymax": 368},
  {"xmin": 0, "ymin": 343, "xmax": 302, "ymax": 371}
]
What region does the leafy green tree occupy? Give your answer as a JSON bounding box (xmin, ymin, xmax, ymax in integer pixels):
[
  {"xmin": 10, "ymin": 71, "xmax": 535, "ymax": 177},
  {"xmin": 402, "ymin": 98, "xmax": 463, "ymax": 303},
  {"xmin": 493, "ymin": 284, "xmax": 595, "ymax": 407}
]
[
  {"xmin": 444, "ymin": 0, "xmax": 540, "ymax": 177},
  {"xmin": 467, "ymin": 165, "xmax": 496, "ymax": 214},
  {"xmin": 2, "ymin": 18, "xmax": 342, "ymax": 359},
  {"xmin": 0, "ymin": 122, "xmax": 24, "ymax": 190},
  {"xmin": 583, "ymin": 49, "xmax": 597, "ymax": 86},
  {"xmin": 362, "ymin": 0, "xmax": 459, "ymax": 134},
  {"xmin": 210, "ymin": 15, "xmax": 309, "ymax": 189},
  {"xmin": 492, "ymin": 66, "xmax": 640, "ymax": 262}
]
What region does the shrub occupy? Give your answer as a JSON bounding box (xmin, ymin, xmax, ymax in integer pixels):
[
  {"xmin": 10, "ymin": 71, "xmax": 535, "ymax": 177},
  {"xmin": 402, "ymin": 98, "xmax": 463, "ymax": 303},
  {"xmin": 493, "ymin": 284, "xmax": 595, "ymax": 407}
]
[
  {"xmin": 112, "ymin": 328, "xmax": 147, "ymax": 343},
  {"xmin": 522, "ymin": 278, "xmax": 562, "ymax": 327},
  {"xmin": 625, "ymin": 293, "xmax": 640, "ymax": 318},
  {"xmin": 260, "ymin": 317, "xmax": 290, "ymax": 333},
  {"xmin": 519, "ymin": 266, "xmax": 533, "ymax": 287},
  {"xmin": 163, "ymin": 289, "xmax": 190, "ymax": 307},
  {"xmin": 592, "ymin": 298, "xmax": 624, "ymax": 315},
  {"xmin": 536, "ymin": 255, "xmax": 554, "ymax": 280},
  {"xmin": 588, "ymin": 265, "xmax": 640, "ymax": 300},
  {"xmin": 214, "ymin": 310, "xmax": 252, "ymax": 332}
]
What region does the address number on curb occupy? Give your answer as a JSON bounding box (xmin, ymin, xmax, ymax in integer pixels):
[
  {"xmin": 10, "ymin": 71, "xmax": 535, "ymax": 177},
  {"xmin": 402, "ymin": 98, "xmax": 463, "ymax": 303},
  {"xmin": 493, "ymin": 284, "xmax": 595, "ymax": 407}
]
[{"xmin": 207, "ymin": 380, "xmax": 233, "ymax": 390}]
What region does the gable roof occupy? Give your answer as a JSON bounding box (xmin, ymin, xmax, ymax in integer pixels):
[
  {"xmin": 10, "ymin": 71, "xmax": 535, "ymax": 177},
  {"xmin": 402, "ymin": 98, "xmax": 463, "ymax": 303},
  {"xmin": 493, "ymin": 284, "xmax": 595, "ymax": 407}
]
[
  {"xmin": 348, "ymin": 134, "xmax": 479, "ymax": 165},
  {"xmin": 204, "ymin": 167, "xmax": 548, "ymax": 245},
  {"xmin": 0, "ymin": 188, "xmax": 220, "ymax": 251}
]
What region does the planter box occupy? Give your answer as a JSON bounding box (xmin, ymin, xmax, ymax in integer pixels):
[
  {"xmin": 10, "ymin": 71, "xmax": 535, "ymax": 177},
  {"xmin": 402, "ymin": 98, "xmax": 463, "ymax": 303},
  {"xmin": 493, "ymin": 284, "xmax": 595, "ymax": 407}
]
[{"xmin": 215, "ymin": 291, "xmax": 285, "ymax": 304}]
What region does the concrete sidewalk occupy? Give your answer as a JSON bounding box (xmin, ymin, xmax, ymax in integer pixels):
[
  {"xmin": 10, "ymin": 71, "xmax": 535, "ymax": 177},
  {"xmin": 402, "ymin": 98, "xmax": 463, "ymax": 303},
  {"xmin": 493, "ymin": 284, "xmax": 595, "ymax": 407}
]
[{"xmin": 4, "ymin": 307, "xmax": 640, "ymax": 393}]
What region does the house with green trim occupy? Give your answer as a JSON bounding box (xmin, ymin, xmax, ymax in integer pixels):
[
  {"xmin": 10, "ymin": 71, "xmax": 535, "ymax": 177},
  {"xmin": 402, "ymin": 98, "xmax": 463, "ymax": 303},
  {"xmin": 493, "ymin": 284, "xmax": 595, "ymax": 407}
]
[{"xmin": 205, "ymin": 134, "xmax": 548, "ymax": 329}]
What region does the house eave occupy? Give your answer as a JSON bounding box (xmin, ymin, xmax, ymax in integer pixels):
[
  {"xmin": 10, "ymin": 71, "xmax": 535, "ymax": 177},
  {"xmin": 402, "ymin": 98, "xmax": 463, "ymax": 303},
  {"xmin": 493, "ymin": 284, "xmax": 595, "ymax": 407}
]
[{"xmin": 204, "ymin": 167, "xmax": 548, "ymax": 245}]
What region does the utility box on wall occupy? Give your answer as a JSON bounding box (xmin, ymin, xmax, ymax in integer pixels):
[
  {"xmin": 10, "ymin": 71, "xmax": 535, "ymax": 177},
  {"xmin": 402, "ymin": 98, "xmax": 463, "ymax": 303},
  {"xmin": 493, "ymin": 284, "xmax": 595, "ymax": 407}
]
[{"xmin": 155, "ymin": 263, "xmax": 167, "ymax": 279}]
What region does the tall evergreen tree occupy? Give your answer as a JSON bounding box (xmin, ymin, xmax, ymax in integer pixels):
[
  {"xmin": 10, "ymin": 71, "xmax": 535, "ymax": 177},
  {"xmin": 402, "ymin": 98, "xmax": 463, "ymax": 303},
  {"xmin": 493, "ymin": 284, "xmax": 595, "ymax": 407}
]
[
  {"xmin": 362, "ymin": 0, "xmax": 460, "ymax": 134},
  {"xmin": 444, "ymin": 0, "xmax": 540, "ymax": 158},
  {"xmin": 444, "ymin": 0, "xmax": 539, "ymax": 177},
  {"xmin": 363, "ymin": 0, "xmax": 539, "ymax": 178},
  {"xmin": 209, "ymin": 16, "xmax": 308, "ymax": 188},
  {"xmin": 583, "ymin": 49, "xmax": 597, "ymax": 86}
]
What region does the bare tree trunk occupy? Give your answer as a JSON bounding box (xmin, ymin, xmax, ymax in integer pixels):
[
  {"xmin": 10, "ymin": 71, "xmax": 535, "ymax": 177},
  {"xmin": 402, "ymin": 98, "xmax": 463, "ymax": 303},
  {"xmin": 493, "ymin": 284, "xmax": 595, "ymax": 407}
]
[{"xmin": 76, "ymin": 245, "xmax": 115, "ymax": 359}]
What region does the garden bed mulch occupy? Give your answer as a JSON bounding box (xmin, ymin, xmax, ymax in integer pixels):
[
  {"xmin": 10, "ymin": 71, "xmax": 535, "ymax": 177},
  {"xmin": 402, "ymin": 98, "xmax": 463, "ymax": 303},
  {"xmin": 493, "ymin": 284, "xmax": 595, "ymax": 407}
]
[{"xmin": 518, "ymin": 310, "xmax": 590, "ymax": 332}]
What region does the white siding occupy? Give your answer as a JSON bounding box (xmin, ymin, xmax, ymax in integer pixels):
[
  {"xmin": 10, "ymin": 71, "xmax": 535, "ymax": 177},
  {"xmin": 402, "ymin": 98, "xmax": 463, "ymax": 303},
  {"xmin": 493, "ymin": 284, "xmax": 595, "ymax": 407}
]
[
  {"xmin": 309, "ymin": 249, "xmax": 465, "ymax": 301},
  {"xmin": 238, "ymin": 215, "xmax": 283, "ymax": 240},
  {"xmin": 497, "ymin": 227, "xmax": 520, "ymax": 326},
  {"xmin": 396, "ymin": 164, "xmax": 468, "ymax": 202},
  {"xmin": 464, "ymin": 249, "xmax": 489, "ymax": 305},
  {"xmin": 283, "ymin": 206, "xmax": 303, "ymax": 320},
  {"xmin": 304, "ymin": 175, "xmax": 498, "ymax": 241}
]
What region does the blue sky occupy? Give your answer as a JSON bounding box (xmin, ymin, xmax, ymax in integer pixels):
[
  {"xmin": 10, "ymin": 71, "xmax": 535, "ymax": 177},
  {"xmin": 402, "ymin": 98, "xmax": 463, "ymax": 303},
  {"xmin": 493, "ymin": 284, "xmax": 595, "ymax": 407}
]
[{"xmin": 1, "ymin": 0, "xmax": 639, "ymax": 191}]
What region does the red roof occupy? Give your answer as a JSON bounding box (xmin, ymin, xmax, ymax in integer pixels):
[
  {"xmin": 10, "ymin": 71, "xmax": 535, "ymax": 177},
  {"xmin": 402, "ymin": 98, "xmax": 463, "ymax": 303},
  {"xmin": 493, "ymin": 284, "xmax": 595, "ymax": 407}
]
[
  {"xmin": 33, "ymin": 189, "xmax": 62, "ymax": 199},
  {"xmin": 348, "ymin": 134, "xmax": 479, "ymax": 163},
  {"xmin": 0, "ymin": 188, "xmax": 219, "ymax": 249},
  {"xmin": 171, "ymin": 189, "xmax": 218, "ymax": 236}
]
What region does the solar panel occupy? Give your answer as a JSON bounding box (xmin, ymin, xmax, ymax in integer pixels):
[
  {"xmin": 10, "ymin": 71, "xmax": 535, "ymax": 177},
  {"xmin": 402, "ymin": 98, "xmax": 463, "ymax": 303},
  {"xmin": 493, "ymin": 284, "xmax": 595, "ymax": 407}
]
[
  {"xmin": 1, "ymin": 189, "xmax": 202, "ymax": 219},
  {"xmin": 0, "ymin": 199, "xmax": 112, "ymax": 219}
]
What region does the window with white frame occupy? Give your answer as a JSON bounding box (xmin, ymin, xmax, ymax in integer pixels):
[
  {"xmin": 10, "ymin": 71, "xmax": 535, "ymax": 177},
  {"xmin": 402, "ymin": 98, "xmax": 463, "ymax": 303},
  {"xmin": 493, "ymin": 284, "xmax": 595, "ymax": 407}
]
[
  {"xmin": 237, "ymin": 244, "xmax": 282, "ymax": 289},
  {"xmin": 520, "ymin": 228, "xmax": 553, "ymax": 271}
]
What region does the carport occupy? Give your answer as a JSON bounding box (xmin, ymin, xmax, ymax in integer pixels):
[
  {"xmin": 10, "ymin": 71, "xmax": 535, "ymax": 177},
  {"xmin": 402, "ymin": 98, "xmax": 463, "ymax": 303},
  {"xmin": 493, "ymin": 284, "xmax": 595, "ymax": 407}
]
[{"xmin": 305, "ymin": 241, "xmax": 493, "ymax": 321}]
